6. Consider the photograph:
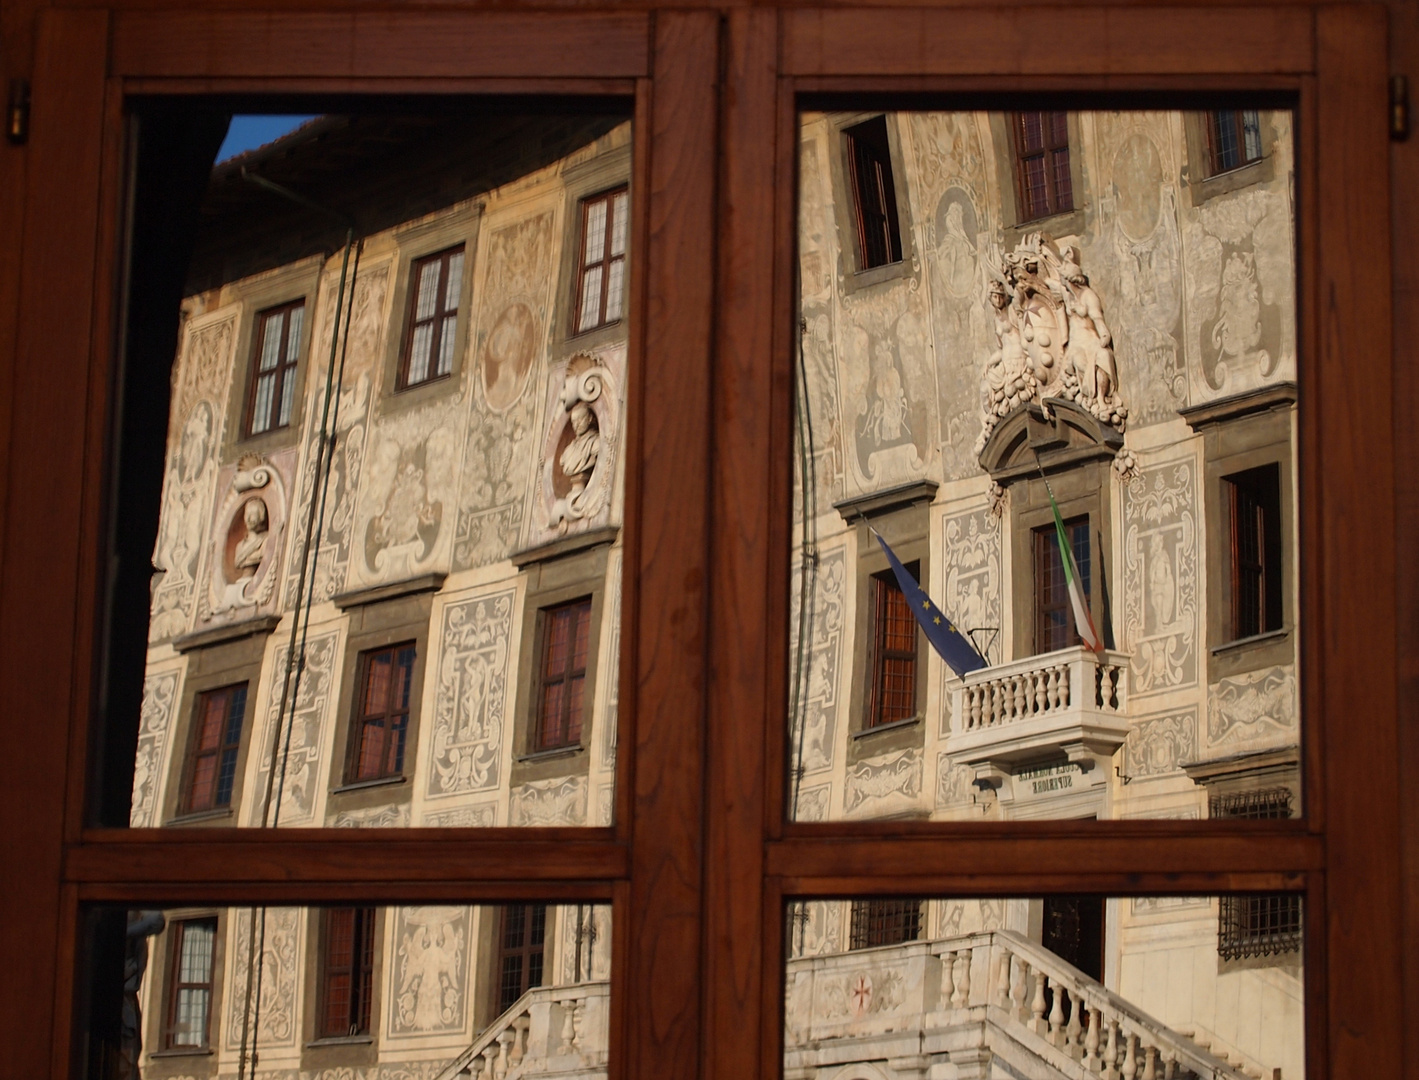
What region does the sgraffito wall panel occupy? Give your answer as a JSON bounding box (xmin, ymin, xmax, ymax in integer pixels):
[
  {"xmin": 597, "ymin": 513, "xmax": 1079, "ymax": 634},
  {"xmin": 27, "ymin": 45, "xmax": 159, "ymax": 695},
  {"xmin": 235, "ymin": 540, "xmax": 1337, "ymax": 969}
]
[
  {"xmin": 128, "ymin": 663, "xmax": 185, "ymax": 827},
  {"xmin": 387, "ymin": 906, "xmax": 472, "ymax": 1041},
  {"xmin": 224, "ymin": 906, "xmax": 303, "ymax": 1053}
]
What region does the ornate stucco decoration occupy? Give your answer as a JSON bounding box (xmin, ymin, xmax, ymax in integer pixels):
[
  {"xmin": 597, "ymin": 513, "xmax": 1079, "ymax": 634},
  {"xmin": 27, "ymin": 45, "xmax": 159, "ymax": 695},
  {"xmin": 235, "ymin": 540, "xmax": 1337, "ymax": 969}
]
[
  {"xmin": 540, "ymin": 353, "xmax": 619, "ymax": 535},
  {"xmin": 202, "ymin": 452, "xmax": 290, "ymax": 622},
  {"xmin": 974, "ymin": 234, "xmax": 1128, "ymax": 459}
]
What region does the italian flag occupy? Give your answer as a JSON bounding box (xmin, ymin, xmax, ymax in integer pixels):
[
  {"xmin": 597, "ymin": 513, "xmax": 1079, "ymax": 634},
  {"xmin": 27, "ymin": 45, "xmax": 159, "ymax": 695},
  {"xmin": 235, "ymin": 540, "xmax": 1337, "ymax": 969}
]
[{"xmin": 1049, "ymin": 488, "xmax": 1105, "ymax": 654}]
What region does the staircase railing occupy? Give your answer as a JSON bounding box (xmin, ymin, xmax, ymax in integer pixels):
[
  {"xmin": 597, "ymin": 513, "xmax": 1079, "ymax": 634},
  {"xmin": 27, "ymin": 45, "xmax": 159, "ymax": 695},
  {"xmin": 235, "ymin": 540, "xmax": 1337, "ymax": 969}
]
[{"xmin": 434, "ymin": 981, "xmax": 610, "ymax": 1080}]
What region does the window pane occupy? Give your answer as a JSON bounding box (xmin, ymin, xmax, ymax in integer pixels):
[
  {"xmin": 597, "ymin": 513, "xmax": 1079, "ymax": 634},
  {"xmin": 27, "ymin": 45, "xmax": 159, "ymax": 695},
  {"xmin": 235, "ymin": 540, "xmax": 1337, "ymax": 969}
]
[
  {"xmin": 791, "ymin": 109, "xmax": 1298, "ymax": 822},
  {"xmin": 785, "ymin": 895, "xmax": 1303, "ymax": 1080},
  {"xmin": 106, "ymin": 102, "xmax": 632, "ymax": 829},
  {"xmin": 79, "ymin": 905, "xmax": 612, "ymax": 1075}
]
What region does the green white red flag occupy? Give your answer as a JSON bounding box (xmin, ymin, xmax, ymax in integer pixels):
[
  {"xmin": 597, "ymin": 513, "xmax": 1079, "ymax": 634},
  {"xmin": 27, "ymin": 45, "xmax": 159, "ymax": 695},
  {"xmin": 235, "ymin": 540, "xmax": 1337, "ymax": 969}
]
[{"xmin": 1048, "ymin": 487, "xmax": 1105, "ymax": 654}]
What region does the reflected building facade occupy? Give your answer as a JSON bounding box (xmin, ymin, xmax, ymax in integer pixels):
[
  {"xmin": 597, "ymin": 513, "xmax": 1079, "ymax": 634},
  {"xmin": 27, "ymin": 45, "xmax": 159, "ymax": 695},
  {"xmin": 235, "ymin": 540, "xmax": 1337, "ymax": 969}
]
[
  {"xmin": 787, "ymin": 111, "xmax": 1302, "ymax": 1080},
  {"xmin": 130, "ymin": 114, "xmax": 627, "ymax": 1079}
]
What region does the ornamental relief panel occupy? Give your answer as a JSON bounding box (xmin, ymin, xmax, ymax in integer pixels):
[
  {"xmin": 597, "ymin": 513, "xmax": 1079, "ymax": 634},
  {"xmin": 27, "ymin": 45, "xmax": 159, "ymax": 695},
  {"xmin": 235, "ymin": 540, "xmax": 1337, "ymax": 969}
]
[
  {"xmin": 510, "ymin": 775, "xmax": 588, "ymax": 826},
  {"xmin": 388, "ymin": 906, "xmax": 471, "ymax": 1038},
  {"xmin": 225, "ymin": 907, "xmax": 302, "ymax": 1050},
  {"xmin": 150, "ymin": 312, "xmax": 238, "ymax": 641},
  {"xmin": 454, "ymin": 208, "xmax": 558, "ymax": 570},
  {"xmin": 1206, "ymin": 664, "xmax": 1297, "ymax": 752},
  {"xmin": 794, "ymin": 783, "xmax": 832, "ymax": 823},
  {"xmin": 905, "ymin": 112, "xmax": 1000, "ymax": 482},
  {"xmin": 844, "ymin": 748, "xmax": 922, "ymax": 817},
  {"xmin": 797, "ymin": 133, "xmax": 846, "ymax": 511},
  {"xmin": 934, "ymin": 752, "xmax": 975, "ymax": 810},
  {"xmin": 600, "ymin": 550, "xmax": 622, "ymax": 767},
  {"xmin": 331, "ymin": 804, "xmax": 410, "ymax": 828},
  {"xmin": 247, "ymin": 628, "xmax": 343, "ymax": 827},
  {"xmin": 939, "ymin": 506, "xmax": 1001, "ymax": 670},
  {"xmin": 421, "ymin": 803, "xmax": 497, "ymax": 828},
  {"xmin": 129, "ymin": 666, "xmax": 184, "ymax": 827},
  {"xmin": 199, "ymin": 449, "xmax": 296, "ymax": 627},
  {"xmin": 282, "ymin": 266, "xmax": 390, "ymax": 607},
  {"xmin": 1123, "ymin": 707, "xmax": 1199, "ymax": 778},
  {"xmin": 425, "ymin": 588, "xmax": 517, "ymax": 800},
  {"xmin": 349, "ymin": 396, "xmax": 465, "ymax": 588},
  {"xmin": 788, "ymin": 544, "xmax": 847, "ymax": 778},
  {"xmin": 1123, "ymin": 460, "xmax": 1199, "ymax": 697},
  {"xmin": 815, "ymin": 965, "xmax": 910, "ymax": 1021}
]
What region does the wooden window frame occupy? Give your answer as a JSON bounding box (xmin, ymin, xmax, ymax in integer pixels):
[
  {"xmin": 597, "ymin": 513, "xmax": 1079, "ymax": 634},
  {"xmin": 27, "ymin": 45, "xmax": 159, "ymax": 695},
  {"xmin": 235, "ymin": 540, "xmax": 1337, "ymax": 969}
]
[
  {"xmin": 176, "ymin": 682, "xmax": 248, "ymax": 816},
  {"xmin": 1012, "ymin": 110, "xmax": 1074, "ymax": 222},
  {"xmin": 864, "ymin": 569, "xmax": 918, "ymax": 729},
  {"xmin": 345, "ymin": 642, "xmax": 417, "ymax": 784},
  {"xmin": 496, "ymin": 902, "xmax": 550, "ymax": 1014},
  {"xmin": 842, "ymin": 115, "xmax": 903, "ymax": 271},
  {"xmin": 396, "ymin": 244, "xmax": 465, "ymax": 390},
  {"xmin": 318, "ymin": 907, "xmax": 377, "ymax": 1039},
  {"xmin": 534, "ymin": 597, "xmax": 594, "ymax": 752},
  {"xmin": 1033, "ymin": 515, "xmax": 1091, "ymax": 655},
  {"xmin": 0, "ymin": 10, "xmax": 1404, "ymax": 1080},
  {"xmin": 242, "ymin": 299, "xmax": 304, "ymax": 437},
  {"xmin": 1205, "ymin": 108, "xmax": 1266, "ymax": 177},
  {"xmin": 1225, "ymin": 464, "xmax": 1284, "ymax": 641},
  {"xmin": 574, "ymin": 186, "xmax": 630, "ymax": 335},
  {"xmin": 162, "ymin": 916, "xmax": 218, "ymax": 1050}
]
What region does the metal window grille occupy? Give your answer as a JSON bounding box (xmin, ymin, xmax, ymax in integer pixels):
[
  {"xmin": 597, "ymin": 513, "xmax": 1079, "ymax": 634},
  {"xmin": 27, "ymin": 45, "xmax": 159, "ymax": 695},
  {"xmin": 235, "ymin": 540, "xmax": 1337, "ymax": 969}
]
[
  {"xmin": 849, "ymin": 899, "xmax": 922, "ymax": 950},
  {"xmin": 1212, "ymin": 787, "xmax": 1301, "ymax": 960}
]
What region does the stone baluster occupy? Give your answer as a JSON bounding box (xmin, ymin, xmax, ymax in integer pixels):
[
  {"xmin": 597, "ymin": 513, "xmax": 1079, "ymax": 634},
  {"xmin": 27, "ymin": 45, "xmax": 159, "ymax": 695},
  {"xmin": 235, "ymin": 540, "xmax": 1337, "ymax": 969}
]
[
  {"xmin": 1065, "ymin": 988, "xmax": 1083, "ymax": 1059},
  {"xmin": 952, "ymin": 947, "xmax": 971, "ymax": 1007},
  {"xmin": 1045, "ymin": 667, "xmax": 1060, "ymax": 709},
  {"xmin": 1034, "ymin": 670, "xmax": 1047, "ymax": 712},
  {"xmin": 1083, "ymin": 1006, "xmax": 1101, "ymax": 1070},
  {"xmin": 1030, "ymin": 970, "xmax": 1047, "ymax": 1034},
  {"xmin": 1047, "ymin": 978, "xmax": 1065, "ymax": 1047},
  {"xmin": 495, "ymin": 1030, "xmax": 513, "ymax": 1080},
  {"xmin": 481, "ymin": 1045, "xmax": 498, "ymax": 1080},
  {"xmin": 559, "ymin": 1003, "xmax": 577, "ymax": 1054},
  {"xmin": 572, "ymin": 999, "xmax": 585, "ymax": 1050},
  {"xmin": 1103, "ymin": 1018, "xmax": 1120, "ymax": 1080},
  {"xmin": 1010, "ymin": 957, "xmax": 1028, "ymax": 1021},
  {"xmin": 993, "ymin": 946, "xmax": 1012, "ymax": 1008},
  {"xmin": 1013, "ymin": 676, "xmax": 1027, "ymax": 717},
  {"xmin": 510, "ymin": 1015, "xmax": 529, "ymax": 1066},
  {"xmin": 1161, "ymin": 1050, "xmax": 1176, "ymax": 1080},
  {"xmin": 969, "ymin": 687, "xmax": 981, "ymax": 729},
  {"xmin": 1120, "ymin": 1032, "xmax": 1137, "ymax": 1080},
  {"xmin": 1141, "ymin": 1043, "xmax": 1157, "ymax": 1080},
  {"xmin": 1060, "ymin": 664, "xmax": 1072, "ymax": 707},
  {"xmin": 941, "ymin": 950, "xmax": 957, "ymax": 1005}
]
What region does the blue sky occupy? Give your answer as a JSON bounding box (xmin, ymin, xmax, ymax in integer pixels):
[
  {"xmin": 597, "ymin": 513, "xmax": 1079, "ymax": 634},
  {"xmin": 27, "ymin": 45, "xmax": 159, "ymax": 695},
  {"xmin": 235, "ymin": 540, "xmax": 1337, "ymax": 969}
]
[{"xmin": 216, "ymin": 115, "xmax": 319, "ymax": 164}]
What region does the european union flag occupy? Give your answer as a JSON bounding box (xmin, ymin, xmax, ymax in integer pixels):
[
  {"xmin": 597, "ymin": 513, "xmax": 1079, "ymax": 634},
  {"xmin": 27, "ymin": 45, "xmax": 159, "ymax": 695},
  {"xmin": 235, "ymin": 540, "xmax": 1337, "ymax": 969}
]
[{"xmin": 873, "ymin": 531, "xmax": 988, "ymax": 679}]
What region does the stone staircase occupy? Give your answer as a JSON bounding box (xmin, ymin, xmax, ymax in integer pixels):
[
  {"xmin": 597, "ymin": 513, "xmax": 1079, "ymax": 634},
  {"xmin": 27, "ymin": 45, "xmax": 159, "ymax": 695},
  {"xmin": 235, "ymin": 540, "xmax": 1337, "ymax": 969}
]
[
  {"xmin": 784, "ymin": 930, "xmax": 1265, "ymax": 1080},
  {"xmin": 434, "ymin": 981, "xmax": 608, "ymax": 1080}
]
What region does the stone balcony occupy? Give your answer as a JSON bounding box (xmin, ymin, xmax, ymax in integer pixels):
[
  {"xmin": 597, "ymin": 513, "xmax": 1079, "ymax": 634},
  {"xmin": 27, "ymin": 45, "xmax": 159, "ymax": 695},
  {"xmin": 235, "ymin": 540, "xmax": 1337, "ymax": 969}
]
[{"xmin": 946, "ymin": 646, "xmax": 1131, "ymax": 787}]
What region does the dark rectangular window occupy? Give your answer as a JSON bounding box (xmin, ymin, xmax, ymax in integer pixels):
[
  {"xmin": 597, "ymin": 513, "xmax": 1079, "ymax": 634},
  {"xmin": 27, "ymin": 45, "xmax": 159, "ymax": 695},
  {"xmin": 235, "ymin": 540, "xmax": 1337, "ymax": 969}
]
[
  {"xmin": 245, "ymin": 300, "xmax": 304, "ymax": 436},
  {"xmin": 866, "ymin": 570, "xmax": 917, "ymax": 728},
  {"xmin": 536, "ymin": 598, "xmax": 593, "ymax": 751},
  {"xmin": 1212, "ymin": 788, "xmax": 1301, "ymax": 960},
  {"xmin": 497, "ymin": 903, "xmax": 548, "ymax": 1013},
  {"xmin": 398, "ymin": 245, "xmax": 464, "ymax": 388},
  {"xmin": 164, "ymin": 918, "xmax": 217, "ymax": 1049},
  {"xmin": 179, "ymin": 683, "xmax": 247, "ymax": 814},
  {"xmin": 320, "ymin": 907, "xmax": 376, "ymax": 1038},
  {"xmin": 575, "ymin": 187, "xmax": 629, "ymax": 333},
  {"xmin": 849, "ymin": 899, "xmax": 922, "ymax": 950},
  {"xmin": 1034, "ymin": 517, "xmax": 1091, "ymax": 655},
  {"xmin": 1225, "ymin": 464, "xmax": 1283, "ymax": 640},
  {"xmin": 1014, "ymin": 111, "xmax": 1074, "ymax": 221},
  {"xmin": 348, "ymin": 643, "xmax": 416, "ymax": 782},
  {"xmin": 844, "ymin": 116, "xmax": 903, "ymax": 270},
  {"xmin": 1205, "ymin": 109, "xmax": 1264, "ymax": 176}
]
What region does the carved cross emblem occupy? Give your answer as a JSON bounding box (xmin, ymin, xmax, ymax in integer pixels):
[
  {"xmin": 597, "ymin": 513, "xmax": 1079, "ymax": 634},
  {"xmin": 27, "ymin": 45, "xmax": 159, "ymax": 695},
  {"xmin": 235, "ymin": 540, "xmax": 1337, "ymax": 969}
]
[{"xmin": 850, "ymin": 973, "xmax": 873, "ymax": 1016}]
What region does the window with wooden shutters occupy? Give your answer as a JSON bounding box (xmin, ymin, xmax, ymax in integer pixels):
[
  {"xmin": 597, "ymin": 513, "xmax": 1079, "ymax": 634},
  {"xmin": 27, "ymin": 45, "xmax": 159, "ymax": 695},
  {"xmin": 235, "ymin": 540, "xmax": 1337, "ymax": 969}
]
[
  {"xmin": 497, "ymin": 903, "xmax": 548, "ymax": 1013},
  {"xmin": 164, "ymin": 918, "xmax": 217, "ymax": 1049},
  {"xmin": 245, "ymin": 300, "xmax": 304, "ymax": 436},
  {"xmin": 347, "ymin": 644, "xmax": 416, "ymax": 782},
  {"xmin": 1014, "ymin": 110, "xmax": 1074, "ymax": 220},
  {"xmin": 574, "ymin": 187, "xmax": 629, "ymax": 333},
  {"xmin": 1225, "ymin": 465, "xmax": 1282, "ymax": 640},
  {"xmin": 178, "ymin": 684, "xmax": 247, "ymax": 815},
  {"xmin": 1205, "ymin": 109, "xmax": 1264, "ymax": 176},
  {"xmin": 843, "ymin": 116, "xmax": 903, "ymax": 271},
  {"xmin": 865, "ymin": 571, "xmax": 917, "ymax": 728},
  {"xmin": 398, "ymin": 245, "xmax": 464, "ymax": 388},
  {"xmin": 319, "ymin": 907, "xmax": 376, "ymax": 1038},
  {"xmin": 535, "ymin": 598, "xmax": 592, "ymax": 750},
  {"xmin": 1034, "ymin": 516, "xmax": 1091, "ymax": 654}
]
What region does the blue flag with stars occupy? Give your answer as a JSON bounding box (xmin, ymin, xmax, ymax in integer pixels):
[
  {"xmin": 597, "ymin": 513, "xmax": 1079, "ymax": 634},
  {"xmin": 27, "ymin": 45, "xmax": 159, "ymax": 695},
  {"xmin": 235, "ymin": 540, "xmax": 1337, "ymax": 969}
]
[{"xmin": 873, "ymin": 532, "xmax": 988, "ymax": 679}]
